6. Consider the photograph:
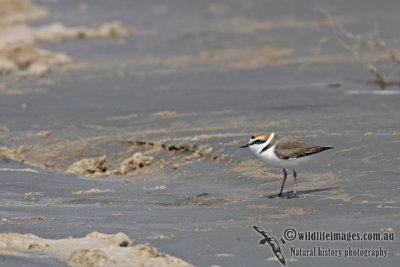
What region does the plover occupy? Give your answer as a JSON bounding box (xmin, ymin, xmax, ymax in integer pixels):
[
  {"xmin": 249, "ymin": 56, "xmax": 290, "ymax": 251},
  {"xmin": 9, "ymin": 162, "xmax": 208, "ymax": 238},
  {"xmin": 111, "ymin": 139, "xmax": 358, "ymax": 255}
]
[{"xmin": 241, "ymin": 132, "xmax": 333, "ymax": 198}]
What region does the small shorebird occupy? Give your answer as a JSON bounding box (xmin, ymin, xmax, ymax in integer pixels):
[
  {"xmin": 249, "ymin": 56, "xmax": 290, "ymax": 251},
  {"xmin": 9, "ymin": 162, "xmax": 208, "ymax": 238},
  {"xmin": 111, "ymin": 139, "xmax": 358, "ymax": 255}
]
[{"xmin": 241, "ymin": 132, "xmax": 333, "ymax": 198}]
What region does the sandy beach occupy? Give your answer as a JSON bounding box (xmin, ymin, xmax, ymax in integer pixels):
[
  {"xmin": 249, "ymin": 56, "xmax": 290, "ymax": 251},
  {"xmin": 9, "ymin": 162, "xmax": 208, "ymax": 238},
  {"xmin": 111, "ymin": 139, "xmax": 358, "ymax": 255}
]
[{"xmin": 0, "ymin": 0, "xmax": 399, "ymax": 266}]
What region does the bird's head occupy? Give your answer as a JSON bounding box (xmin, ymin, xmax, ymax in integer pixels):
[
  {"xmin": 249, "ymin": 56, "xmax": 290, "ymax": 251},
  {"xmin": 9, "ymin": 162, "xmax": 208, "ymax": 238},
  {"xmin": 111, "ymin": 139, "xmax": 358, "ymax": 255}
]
[{"xmin": 240, "ymin": 133, "xmax": 274, "ymax": 153}]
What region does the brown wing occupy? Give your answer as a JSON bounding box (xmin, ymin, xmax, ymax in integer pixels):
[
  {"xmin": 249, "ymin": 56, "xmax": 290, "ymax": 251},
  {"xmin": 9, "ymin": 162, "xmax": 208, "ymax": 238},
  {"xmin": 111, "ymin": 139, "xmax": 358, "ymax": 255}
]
[{"xmin": 274, "ymin": 135, "xmax": 333, "ymax": 160}]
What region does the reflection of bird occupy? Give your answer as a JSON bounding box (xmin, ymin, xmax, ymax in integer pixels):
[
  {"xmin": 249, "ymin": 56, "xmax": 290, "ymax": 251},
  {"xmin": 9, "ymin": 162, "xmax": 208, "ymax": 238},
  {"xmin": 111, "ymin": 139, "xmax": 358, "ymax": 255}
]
[
  {"xmin": 253, "ymin": 226, "xmax": 286, "ymax": 266},
  {"xmin": 241, "ymin": 132, "xmax": 333, "ymax": 198}
]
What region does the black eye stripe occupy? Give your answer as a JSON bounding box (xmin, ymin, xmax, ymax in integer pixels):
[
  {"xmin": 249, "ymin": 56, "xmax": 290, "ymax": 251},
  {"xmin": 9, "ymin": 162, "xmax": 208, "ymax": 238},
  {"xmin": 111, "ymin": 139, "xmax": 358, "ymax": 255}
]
[{"xmin": 250, "ymin": 139, "xmax": 266, "ymax": 146}]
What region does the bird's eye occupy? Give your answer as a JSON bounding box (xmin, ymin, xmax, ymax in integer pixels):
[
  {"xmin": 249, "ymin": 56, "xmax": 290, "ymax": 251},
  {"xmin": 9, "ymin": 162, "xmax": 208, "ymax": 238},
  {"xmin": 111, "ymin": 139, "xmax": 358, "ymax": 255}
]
[
  {"xmin": 253, "ymin": 139, "xmax": 265, "ymax": 145},
  {"xmin": 251, "ymin": 135, "xmax": 255, "ymax": 139}
]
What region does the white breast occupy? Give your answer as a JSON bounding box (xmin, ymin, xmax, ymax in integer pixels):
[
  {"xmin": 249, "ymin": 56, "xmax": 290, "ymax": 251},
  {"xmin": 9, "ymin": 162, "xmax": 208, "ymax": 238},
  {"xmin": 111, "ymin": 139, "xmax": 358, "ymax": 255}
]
[{"xmin": 250, "ymin": 144, "xmax": 312, "ymax": 168}]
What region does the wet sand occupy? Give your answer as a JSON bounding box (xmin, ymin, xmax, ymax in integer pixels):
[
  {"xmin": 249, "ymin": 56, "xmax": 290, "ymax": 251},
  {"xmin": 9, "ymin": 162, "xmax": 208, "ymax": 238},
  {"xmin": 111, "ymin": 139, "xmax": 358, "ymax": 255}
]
[{"xmin": 0, "ymin": 0, "xmax": 399, "ymax": 266}]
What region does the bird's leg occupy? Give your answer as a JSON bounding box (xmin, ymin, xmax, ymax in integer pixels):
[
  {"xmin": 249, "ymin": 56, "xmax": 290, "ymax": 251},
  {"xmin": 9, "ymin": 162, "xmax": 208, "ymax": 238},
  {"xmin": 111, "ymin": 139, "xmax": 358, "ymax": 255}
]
[
  {"xmin": 278, "ymin": 168, "xmax": 287, "ymax": 197},
  {"xmin": 293, "ymin": 169, "xmax": 297, "ymax": 196},
  {"xmin": 287, "ymin": 169, "xmax": 299, "ymax": 199}
]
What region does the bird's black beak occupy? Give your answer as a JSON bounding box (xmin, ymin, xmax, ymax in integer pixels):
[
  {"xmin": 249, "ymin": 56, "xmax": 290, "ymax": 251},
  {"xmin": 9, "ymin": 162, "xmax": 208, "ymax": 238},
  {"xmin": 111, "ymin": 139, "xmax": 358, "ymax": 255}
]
[{"xmin": 240, "ymin": 143, "xmax": 250, "ymax": 148}]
